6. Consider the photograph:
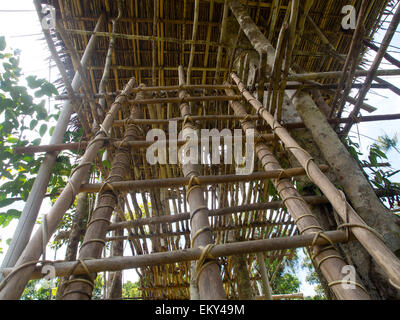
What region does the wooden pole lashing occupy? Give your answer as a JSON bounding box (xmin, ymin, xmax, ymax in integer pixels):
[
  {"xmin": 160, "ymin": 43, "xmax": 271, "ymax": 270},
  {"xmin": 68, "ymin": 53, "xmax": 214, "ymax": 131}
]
[{"xmin": 178, "ymin": 65, "xmax": 226, "ymax": 300}]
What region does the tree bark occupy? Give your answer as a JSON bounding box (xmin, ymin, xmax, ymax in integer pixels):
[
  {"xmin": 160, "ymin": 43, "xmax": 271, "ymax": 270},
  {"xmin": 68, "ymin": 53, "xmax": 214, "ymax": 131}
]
[
  {"xmin": 107, "ymin": 213, "xmax": 124, "ymax": 299},
  {"xmin": 290, "ymin": 94, "xmax": 400, "ymax": 299},
  {"xmin": 56, "ymin": 191, "xmax": 89, "ymax": 299},
  {"xmin": 232, "ymin": 253, "xmax": 254, "ymax": 300},
  {"xmin": 228, "ymin": 0, "xmax": 400, "ymax": 299}
]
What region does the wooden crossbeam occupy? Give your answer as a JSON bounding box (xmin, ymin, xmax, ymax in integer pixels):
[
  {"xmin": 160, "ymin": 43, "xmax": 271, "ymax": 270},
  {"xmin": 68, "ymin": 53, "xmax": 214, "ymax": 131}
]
[
  {"xmin": 0, "ymin": 231, "xmax": 349, "ymax": 280},
  {"xmin": 77, "ymin": 166, "xmax": 329, "ymax": 193}
]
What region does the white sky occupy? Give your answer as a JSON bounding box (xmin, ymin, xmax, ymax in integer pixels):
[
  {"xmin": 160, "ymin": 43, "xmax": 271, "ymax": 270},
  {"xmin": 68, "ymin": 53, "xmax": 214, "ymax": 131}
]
[{"xmin": 0, "ymin": 0, "xmax": 399, "ymax": 298}]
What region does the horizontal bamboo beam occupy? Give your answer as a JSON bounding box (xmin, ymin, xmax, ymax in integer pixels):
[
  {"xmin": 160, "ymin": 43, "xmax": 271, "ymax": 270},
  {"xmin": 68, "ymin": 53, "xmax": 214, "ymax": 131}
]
[
  {"xmin": 88, "ymin": 65, "xmax": 230, "ymax": 72},
  {"xmin": 115, "ymin": 113, "xmax": 400, "ymax": 126},
  {"xmin": 77, "ymin": 165, "xmax": 329, "ymax": 193},
  {"xmin": 54, "ymin": 84, "xmax": 237, "ymax": 100},
  {"xmin": 113, "ymin": 115, "xmax": 261, "ymax": 125},
  {"xmin": 256, "ymin": 293, "xmax": 304, "ymax": 300},
  {"xmin": 16, "ymin": 113, "xmax": 400, "ymax": 155},
  {"xmin": 264, "ymin": 82, "xmax": 397, "ymax": 90},
  {"xmin": 64, "ymin": 28, "xmax": 230, "ymax": 48},
  {"xmin": 55, "ymin": 220, "xmax": 292, "ymax": 242},
  {"xmin": 127, "ymin": 95, "xmax": 242, "ymax": 104},
  {"xmin": 0, "ymin": 230, "xmax": 349, "ymax": 279},
  {"xmin": 13, "ymin": 134, "xmax": 274, "ymax": 154},
  {"xmin": 284, "ymin": 113, "xmax": 400, "ymax": 129},
  {"xmin": 288, "ymin": 69, "xmax": 400, "ymax": 82},
  {"xmin": 106, "ymin": 221, "xmax": 292, "ymax": 242},
  {"xmin": 107, "ymin": 195, "xmax": 329, "ymax": 231}
]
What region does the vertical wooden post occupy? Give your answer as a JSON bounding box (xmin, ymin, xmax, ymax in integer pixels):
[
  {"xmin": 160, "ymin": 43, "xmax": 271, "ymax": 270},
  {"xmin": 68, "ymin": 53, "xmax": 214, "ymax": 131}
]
[
  {"xmin": 55, "ymin": 189, "xmax": 90, "ymax": 299},
  {"xmin": 256, "ymin": 252, "xmax": 273, "ymax": 300},
  {"xmin": 107, "ymin": 213, "xmax": 124, "ymax": 299},
  {"xmin": 214, "ymin": 0, "xmax": 229, "ymax": 84},
  {"xmin": 99, "ymin": 1, "xmax": 123, "ymax": 111},
  {"xmin": 187, "ymin": 0, "xmax": 200, "ymax": 85},
  {"xmin": 178, "ymin": 66, "xmax": 226, "ymax": 299}
]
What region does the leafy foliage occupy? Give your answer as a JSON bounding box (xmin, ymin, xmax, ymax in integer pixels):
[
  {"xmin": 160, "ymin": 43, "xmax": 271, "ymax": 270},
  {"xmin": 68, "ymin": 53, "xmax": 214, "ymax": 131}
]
[
  {"xmin": 0, "ymin": 37, "xmax": 60, "ymax": 227},
  {"xmin": 122, "ymin": 280, "xmax": 142, "ymax": 299},
  {"xmin": 343, "ymin": 136, "xmax": 400, "ymax": 209}
]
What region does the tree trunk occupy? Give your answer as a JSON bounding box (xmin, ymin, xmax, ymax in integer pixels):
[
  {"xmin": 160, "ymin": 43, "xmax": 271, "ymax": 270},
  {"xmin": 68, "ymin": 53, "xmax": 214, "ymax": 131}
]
[
  {"xmin": 107, "ymin": 213, "xmax": 124, "ymax": 299},
  {"xmin": 231, "ymin": 253, "xmax": 254, "ymax": 300},
  {"xmin": 228, "ymin": 0, "xmax": 400, "ymax": 299},
  {"xmin": 56, "ymin": 191, "xmax": 89, "ymax": 299},
  {"xmin": 290, "ymin": 95, "xmax": 400, "ymax": 299}
]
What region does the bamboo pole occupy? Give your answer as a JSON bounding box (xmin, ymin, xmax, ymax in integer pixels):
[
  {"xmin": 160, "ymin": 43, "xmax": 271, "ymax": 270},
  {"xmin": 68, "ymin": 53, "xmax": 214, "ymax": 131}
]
[
  {"xmin": 56, "ymin": 194, "xmax": 339, "ymax": 241},
  {"xmin": 76, "ymin": 166, "xmax": 329, "ymax": 193},
  {"xmin": 287, "ymin": 69, "xmax": 400, "ymax": 81},
  {"xmin": 0, "ymin": 78, "xmax": 136, "ymax": 300},
  {"xmin": 178, "ymin": 66, "xmax": 225, "ymax": 300},
  {"xmin": 54, "ymin": 84, "xmax": 236, "ymax": 100},
  {"xmin": 127, "ymin": 95, "xmax": 242, "ymax": 104},
  {"xmin": 187, "ymin": 0, "xmax": 199, "ymax": 84},
  {"xmin": 99, "ymin": 1, "xmax": 123, "ymax": 111},
  {"xmin": 225, "ymin": 83, "xmax": 370, "ymax": 299},
  {"xmin": 115, "ymin": 113, "xmax": 400, "ymax": 128},
  {"xmin": 364, "ymin": 40, "xmax": 400, "ymax": 69},
  {"xmin": 342, "ymin": 4, "xmax": 400, "ymax": 135},
  {"xmin": 104, "ymin": 221, "xmax": 292, "ymax": 242},
  {"xmin": 55, "ymin": 189, "xmax": 89, "ymax": 299},
  {"xmin": 107, "ymin": 195, "xmax": 329, "ymax": 230},
  {"xmin": 0, "ymin": 231, "xmax": 350, "ymax": 280},
  {"xmin": 64, "ymin": 28, "xmax": 238, "ymax": 49},
  {"xmin": 0, "ymin": 14, "xmax": 105, "ymax": 283},
  {"xmin": 330, "ymin": 0, "xmax": 368, "ymax": 118},
  {"xmin": 231, "ymin": 72, "xmax": 400, "ymax": 293},
  {"xmin": 256, "ymin": 293, "xmax": 304, "ymax": 300},
  {"xmin": 304, "ymin": 9, "xmax": 400, "ymax": 98},
  {"xmin": 256, "ymin": 252, "xmax": 273, "ymax": 300},
  {"xmin": 152, "ymin": 0, "xmax": 158, "ymax": 86},
  {"xmin": 107, "ymin": 213, "xmax": 124, "ymax": 299},
  {"xmin": 14, "ymin": 134, "xmax": 276, "ymax": 154},
  {"xmin": 214, "ymin": 0, "xmax": 229, "ymax": 83},
  {"xmin": 62, "ymin": 84, "xmax": 146, "ymax": 300},
  {"xmin": 55, "ymin": 20, "xmax": 103, "ymax": 128},
  {"xmin": 32, "ymin": 0, "xmax": 92, "ymax": 135}
]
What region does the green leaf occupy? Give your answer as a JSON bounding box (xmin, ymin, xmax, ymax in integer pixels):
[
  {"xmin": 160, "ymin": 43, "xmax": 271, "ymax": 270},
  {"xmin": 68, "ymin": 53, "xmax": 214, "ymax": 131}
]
[
  {"xmin": 39, "ymin": 124, "xmax": 47, "ymax": 137},
  {"xmin": 6, "ymin": 208, "xmax": 21, "ymax": 218},
  {"xmin": 102, "ymin": 159, "xmax": 111, "ymax": 169},
  {"xmin": 0, "ymin": 198, "xmax": 17, "ymax": 208},
  {"xmin": 26, "ymin": 75, "xmax": 44, "ymax": 89},
  {"xmin": 0, "ymin": 36, "xmax": 6, "ymax": 51},
  {"xmin": 40, "ymin": 82, "xmax": 58, "ymax": 96},
  {"xmin": 31, "ymin": 138, "xmax": 41, "ymax": 146},
  {"xmin": 29, "ymin": 119, "xmax": 38, "ymax": 130},
  {"xmin": 49, "ymin": 126, "xmax": 55, "ymax": 136}
]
